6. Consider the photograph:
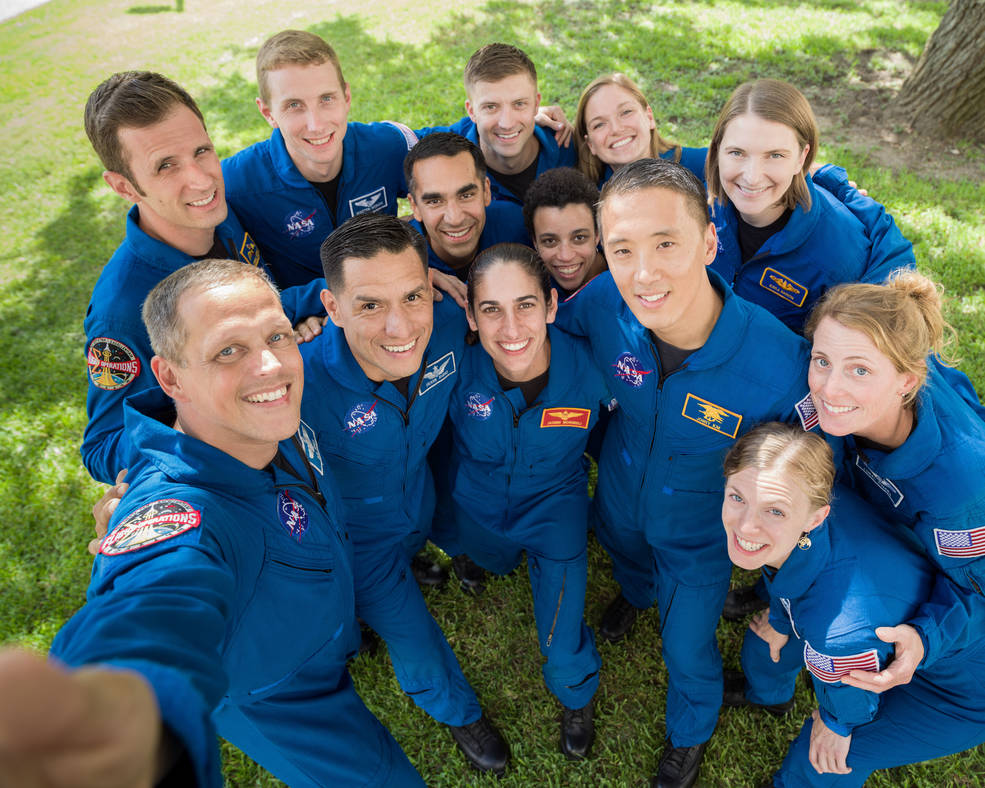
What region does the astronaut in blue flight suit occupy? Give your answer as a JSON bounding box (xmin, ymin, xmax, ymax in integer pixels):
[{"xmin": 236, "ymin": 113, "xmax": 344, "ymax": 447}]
[
  {"xmin": 298, "ymin": 213, "xmax": 511, "ymax": 774},
  {"xmin": 22, "ymin": 260, "xmax": 424, "ymax": 787},
  {"xmin": 705, "ymin": 79, "xmax": 915, "ymax": 334},
  {"xmin": 221, "ymin": 30, "xmax": 419, "ymax": 290},
  {"xmin": 405, "ymin": 132, "xmax": 530, "ymax": 282},
  {"xmin": 555, "ymin": 158, "xmax": 817, "ymax": 788},
  {"xmin": 720, "ymin": 423, "xmax": 985, "ymax": 787},
  {"xmin": 439, "ymin": 244, "xmax": 608, "ymax": 758},
  {"xmin": 81, "ymin": 71, "xmax": 324, "ymax": 486},
  {"xmin": 418, "ymin": 42, "xmax": 576, "ymax": 206},
  {"xmin": 804, "ymin": 275, "xmax": 985, "ymax": 694}
]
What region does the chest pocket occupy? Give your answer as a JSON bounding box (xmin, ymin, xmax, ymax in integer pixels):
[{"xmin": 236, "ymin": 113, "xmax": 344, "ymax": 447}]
[{"xmin": 223, "ymin": 542, "xmax": 353, "ymax": 701}]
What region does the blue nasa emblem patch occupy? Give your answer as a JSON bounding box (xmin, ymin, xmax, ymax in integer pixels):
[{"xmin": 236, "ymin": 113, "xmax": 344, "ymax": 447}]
[
  {"xmin": 348, "ymin": 186, "xmax": 387, "ymax": 216},
  {"xmin": 284, "ymin": 208, "xmax": 317, "ymax": 239},
  {"xmin": 277, "ymin": 490, "xmax": 308, "ymax": 541},
  {"xmin": 345, "ymin": 400, "xmax": 379, "ymax": 436},
  {"xmin": 612, "ymin": 352, "xmax": 652, "ymax": 389},
  {"xmin": 420, "ymin": 351, "xmax": 456, "ymax": 395},
  {"xmin": 296, "ymin": 419, "xmax": 323, "ymax": 475},
  {"xmin": 465, "ymin": 392, "xmax": 494, "ymax": 421}
]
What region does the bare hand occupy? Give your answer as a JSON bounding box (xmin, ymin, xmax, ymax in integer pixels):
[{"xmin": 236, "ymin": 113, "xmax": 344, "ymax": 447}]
[
  {"xmin": 293, "ymin": 314, "xmax": 326, "ymax": 343},
  {"xmin": 89, "ymin": 469, "xmax": 128, "ymax": 556},
  {"xmin": 535, "ymin": 105, "xmax": 574, "ymax": 147},
  {"xmin": 841, "ymin": 624, "xmax": 923, "ymax": 693},
  {"xmin": 808, "ymin": 709, "xmax": 852, "ymax": 775},
  {"xmin": 0, "ymin": 649, "xmax": 161, "ymax": 788},
  {"xmin": 430, "ymin": 269, "xmax": 467, "ymax": 308},
  {"xmin": 749, "ymin": 609, "xmax": 789, "ymax": 662}
]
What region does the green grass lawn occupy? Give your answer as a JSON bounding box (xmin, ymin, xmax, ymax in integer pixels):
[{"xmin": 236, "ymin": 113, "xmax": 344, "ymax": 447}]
[{"xmin": 1, "ymin": 0, "xmax": 983, "ymax": 785}]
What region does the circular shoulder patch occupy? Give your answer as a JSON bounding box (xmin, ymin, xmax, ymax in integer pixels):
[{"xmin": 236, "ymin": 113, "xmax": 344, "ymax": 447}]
[
  {"xmin": 87, "ymin": 337, "xmax": 141, "ymax": 391},
  {"xmin": 100, "ymin": 499, "xmax": 202, "ymax": 556}
]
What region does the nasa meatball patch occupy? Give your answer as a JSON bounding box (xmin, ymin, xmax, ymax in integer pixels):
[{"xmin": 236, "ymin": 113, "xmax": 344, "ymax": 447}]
[
  {"xmin": 99, "ymin": 499, "xmax": 202, "ymax": 556},
  {"xmin": 611, "ymin": 352, "xmax": 652, "ymax": 389},
  {"xmin": 465, "ymin": 392, "xmax": 494, "ymax": 421},
  {"xmin": 87, "ymin": 337, "xmax": 141, "ymax": 391},
  {"xmin": 277, "ymin": 490, "xmax": 309, "ymax": 542}
]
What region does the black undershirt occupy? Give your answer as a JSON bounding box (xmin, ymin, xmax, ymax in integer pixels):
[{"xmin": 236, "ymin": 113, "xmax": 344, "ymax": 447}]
[
  {"xmin": 651, "ymin": 333, "xmax": 695, "ymax": 380},
  {"xmin": 496, "ymin": 367, "xmax": 549, "ymax": 408},
  {"xmin": 196, "ymin": 234, "xmax": 238, "ymax": 261},
  {"xmin": 390, "ymin": 375, "xmax": 412, "ymax": 399},
  {"xmin": 737, "ymin": 208, "xmax": 792, "ymax": 263},
  {"xmin": 488, "ymin": 157, "xmax": 539, "ymax": 202},
  {"xmin": 309, "ymin": 174, "xmax": 341, "ymax": 220}
]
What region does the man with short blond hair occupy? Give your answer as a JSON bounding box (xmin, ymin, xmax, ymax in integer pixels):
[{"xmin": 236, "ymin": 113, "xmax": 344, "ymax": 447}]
[{"xmin": 222, "ymin": 29, "xmax": 418, "ymax": 289}]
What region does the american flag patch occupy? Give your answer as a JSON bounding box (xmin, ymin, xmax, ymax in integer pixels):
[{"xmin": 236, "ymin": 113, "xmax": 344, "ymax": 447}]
[
  {"xmin": 803, "ymin": 641, "xmax": 879, "ymax": 683},
  {"xmin": 795, "ymin": 393, "xmax": 818, "ymax": 431},
  {"xmin": 934, "ymin": 526, "xmax": 985, "ymax": 558}
]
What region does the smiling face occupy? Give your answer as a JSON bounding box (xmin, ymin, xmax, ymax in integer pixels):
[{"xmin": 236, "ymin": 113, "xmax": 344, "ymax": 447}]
[
  {"xmin": 258, "ymin": 61, "xmax": 352, "ymax": 182},
  {"xmin": 532, "ymin": 203, "xmax": 602, "ymax": 291},
  {"xmin": 152, "ymin": 278, "xmax": 302, "ymax": 469},
  {"xmin": 582, "ymin": 83, "xmax": 655, "ymax": 169},
  {"xmin": 809, "ymin": 317, "xmax": 918, "ymax": 447},
  {"xmin": 408, "ymin": 151, "xmax": 491, "ymax": 270},
  {"xmin": 716, "ymin": 112, "xmax": 809, "ymax": 227},
  {"xmin": 722, "ymin": 465, "xmax": 829, "ymax": 571},
  {"xmin": 107, "ymin": 104, "xmax": 227, "ymax": 256},
  {"xmin": 600, "ymin": 186, "xmax": 720, "ymax": 348},
  {"xmin": 465, "ymin": 72, "xmax": 541, "ymax": 171},
  {"xmin": 322, "ymin": 248, "xmax": 434, "ymax": 382},
  {"xmin": 467, "ymin": 260, "xmax": 557, "ymax": 383}
]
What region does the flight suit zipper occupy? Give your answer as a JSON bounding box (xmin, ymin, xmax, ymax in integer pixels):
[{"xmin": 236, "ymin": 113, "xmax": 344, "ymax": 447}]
[{"xmin": 546, "ymin": 568, "xmax": 566, "ymax": 647}]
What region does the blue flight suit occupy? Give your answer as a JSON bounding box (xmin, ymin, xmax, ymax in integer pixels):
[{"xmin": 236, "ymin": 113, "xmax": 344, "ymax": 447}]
[
  {"xmin": 299, "ymin": 297, "xmax": 482, "ymax": 727},
  {"xmin": 599, "ymin": 146, "xmax": 708, "ymax": 186},
  {"xmin": 443, "ymin": 326, "xmax": 608, "ymax": 708},
  {"xmin": 408, "ymin": 200, "xmax": 531, "ymax": 277},
  {"xmin": 556, "ymin": 270, "xmax": 815, "ymax": 746},
  {"xmin": 81, "ymin": 205, "xmax": 323, "ymax": 485},
  {"xmin": 736, "ymin": 487, "xmax": 985, "ymax": 787},
  {"xmin": 53, "ymin": 388, "xmax": 423, "ymax": 788},
  {"xmin": 710, "ymin": 171, "xmax": 915, "ymax": 333},
  {"xmin": 833, "ymin": 366, "xmax": 985, "ymax": 669},
  {"xmin": 222, "ymin": 122, "xmax": 417, "ymax": 288},
  {"xmin": 429, "ymin": 117, "xmax": 577, "ymax": 205}
]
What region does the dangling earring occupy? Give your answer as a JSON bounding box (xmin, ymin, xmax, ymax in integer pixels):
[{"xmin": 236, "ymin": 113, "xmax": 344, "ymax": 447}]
[{"xmin": 797, "ymin": 533, "xmax": 812, "ymax": 550}]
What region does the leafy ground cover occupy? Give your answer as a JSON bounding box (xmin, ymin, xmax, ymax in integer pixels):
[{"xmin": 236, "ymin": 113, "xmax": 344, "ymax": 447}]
[{"xmin": 1, "ymin": 0, "xmax": 982, "ymax": 785}]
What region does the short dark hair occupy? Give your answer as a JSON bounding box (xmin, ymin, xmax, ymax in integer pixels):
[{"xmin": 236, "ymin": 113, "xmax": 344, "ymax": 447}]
[
  {"xmin": 85, "ymin": 71, "xmax": 205, "ymax": 185},
  {"xmin": 404, "ymin": 132, "xmax": 487, "ymax": 194},
  {"xmin": 463, "ymin": 43, "xmax": 537, "ymax": 90},
  {"xmin": 599, "ymin": 158, "xmax": 709, "ymax": 234},
  {"xmin": 320, "ymin": 213, "xmax": 428, "ymax": 292},
  {"xmin": 465, "ymin": 243, "xmax": 552, "ymax": 346},
  {"xmin": 522, "ymin": 167, "xmax": 600, "ymax": 237}
]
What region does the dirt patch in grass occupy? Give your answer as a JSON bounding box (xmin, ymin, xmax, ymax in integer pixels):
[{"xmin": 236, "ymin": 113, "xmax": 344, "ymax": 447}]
[{"xmin": 807, "ymin": 48, "xmax": 985, "ymax": 181}]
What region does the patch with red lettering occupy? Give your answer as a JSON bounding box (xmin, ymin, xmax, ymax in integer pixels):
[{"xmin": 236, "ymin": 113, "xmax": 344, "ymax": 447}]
[
  {"xmin": 87, "ymin": 337, "xmax": 141, "ymax": 391},
  {"xmin": 99, "ymin": 499, "xmax": 202, "ymax": 556},
  {"xmin": 540, "ymin": 407, "xmax": 591, "ymax": 429}
]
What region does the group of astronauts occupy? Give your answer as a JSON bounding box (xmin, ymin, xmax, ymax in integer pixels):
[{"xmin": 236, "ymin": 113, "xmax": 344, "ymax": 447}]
[{"xmin": 1, "ymin": 27, "xmax": 984, "ymax": 788}]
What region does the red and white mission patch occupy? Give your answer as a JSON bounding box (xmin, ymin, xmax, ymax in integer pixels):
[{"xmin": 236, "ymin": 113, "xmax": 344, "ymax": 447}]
[
  {"xmin": 100, "ymin": 499, "xmax": 202, "ymax": 556},
  {"xmin": 87, "ymin": 337, "xmax": 141, "ymax": 391}
]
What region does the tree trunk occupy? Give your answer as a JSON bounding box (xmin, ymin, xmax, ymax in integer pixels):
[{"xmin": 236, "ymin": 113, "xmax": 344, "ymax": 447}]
[{"xmin": 896, "ymin": 0, "xmax": 985, "ymax": 142}]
